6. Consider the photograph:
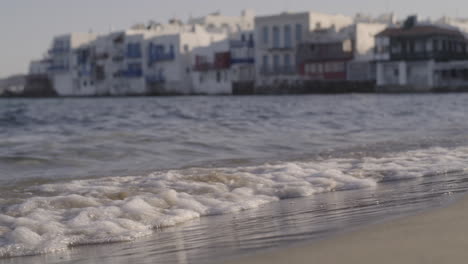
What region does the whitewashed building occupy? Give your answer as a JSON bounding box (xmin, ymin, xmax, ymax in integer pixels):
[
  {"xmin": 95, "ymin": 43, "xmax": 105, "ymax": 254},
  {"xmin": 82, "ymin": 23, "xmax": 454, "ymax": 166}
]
[
  {"xmin": 296, "ymin": 22, "xmax": 387, "ymax": 82},
  {"xmin": 191, "ymin": 39, "xmax": 232, "ymax": 94},
  {"xmin": 435, "ymin": 17, "xmax": 468, "ymax": 33},
  {"xmin": 146, "ymin": 10, "xmax": 254, "ymax": 94},
  {"xmin": 375, "ymin": 17, "xmax": 468, "ymax": 92},
  {"xmin": 188, "ymin": 9, "xmax": 255, "ymax": 34},
  {"xmin": 47, "ymin": 33, "xmax": 98, "ymax": 96},
  {"xmin": 254, "ymin": 11, "xmax": 354, "ymax": 87},
  {"xmin": 190, "ymin": 27, "xmax": 255, "ymax": 95},
  {"xmin": 29, "ymin": 60, "xmax": 50, "ymax": 75},
  {"xmin": 146, "ymin": 25, "xmax": 227, "ymax": 94}
]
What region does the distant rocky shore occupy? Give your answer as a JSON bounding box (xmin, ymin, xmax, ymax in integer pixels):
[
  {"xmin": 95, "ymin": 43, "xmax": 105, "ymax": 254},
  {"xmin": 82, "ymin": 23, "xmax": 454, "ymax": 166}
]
[{"xmin": 0, "ymin": 74, "xmax": 56, "ymax": 97}]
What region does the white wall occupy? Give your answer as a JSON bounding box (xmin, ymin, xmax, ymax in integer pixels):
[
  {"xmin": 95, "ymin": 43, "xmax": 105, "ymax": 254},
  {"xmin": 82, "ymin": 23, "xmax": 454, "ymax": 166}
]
[
  {"xmin": 192, "ymin": 70, "xmax": 232, "ymax": 94},
  {"xmin": 191, "ymin": 39, "xmax": 232, "ymax": 94},
  {"xmin": 188, "ymin": 9, "xmax": 255, "ymax": 34},
  {"xmin": 29, "ymin": 60, "xmax": 49, "ymax": 75},
  {"xmin": 254, "ymin": 12, "xmax": 309, "ymax": 86},
  {"xmin": 146, "ymin": 26, "xmax": 228, "ymax": 94},
  {"xmin": 52, "ymin": 73, "xmax": 74, "ymax": 96},
  {"xmin": 309, "ymin": 12, "xmax": 353, "ymax": 31},
  {"xmin": 354, "ymin": 23, "xmax": 387, "ymax": 61},
  {"xmin": 374, "ymin": 36, "xmax": 390, "ymax": 61}
]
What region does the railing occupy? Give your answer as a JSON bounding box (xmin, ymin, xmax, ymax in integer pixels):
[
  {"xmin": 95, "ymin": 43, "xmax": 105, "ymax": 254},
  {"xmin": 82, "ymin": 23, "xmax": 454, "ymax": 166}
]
[
  {"xmin": 112, "ymin": 49, "xmax": 125, "ymax": 61},
  {"xmin": 231, "ymin": 58, "xmax": 255, "ymax": 64},
  {"xmin": 268, "ymin": 46, "xmax": 294, "ymax": 51},
  {"xmin": 230, "ymin": 40, "xmax": 255, "ymax": 49},
  {"xmin": 126, "ymin": 51, "xmax": 142, "ymax": 59},
  {"xmin": 78, "ymin": 69, "xmax": 92, "ymax": 77},
  {"xmin": 148, "ymin": 52, "xmax": 175, "ymax": 64},
  {"xmin": 47, "ymin": 65, "xmax": 69, "ymax": 72},
  {"xmin": 193, "ymin": 62, "xmax": 214, "ymax": 71},
  {"xmin": 95, "ymin": 53, "xmax": 109, "ymax": 60},
  {"xmin": 193, "ymin": 62, "xmax": 232, "ymax": 71},
  {"xmin": 146, "ymin": 75, "xmax": 166, "ymax": 84},
  {"xmin": 48, "ymin": 47, "xmax": 70, "ymax": 55},
  {"xmin": 117, "ymin": 69, "xmax": 143, "ymax": 78},
  {"xmin": 260, "ymin": 66, "xmax": 296, "ymax": 75}
]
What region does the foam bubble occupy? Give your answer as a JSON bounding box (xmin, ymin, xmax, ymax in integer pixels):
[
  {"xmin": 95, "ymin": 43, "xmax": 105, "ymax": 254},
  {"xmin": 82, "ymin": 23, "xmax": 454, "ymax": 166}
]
[{"xmin": 1, "ymin": 146, "xmax": 467, "ymax": 258}]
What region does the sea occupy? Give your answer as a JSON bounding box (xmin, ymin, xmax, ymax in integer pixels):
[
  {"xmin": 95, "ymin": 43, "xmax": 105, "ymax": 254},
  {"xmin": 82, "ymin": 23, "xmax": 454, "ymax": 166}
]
[{"xmin": 1, "ymin": 94, "xmax": 468, "ymax": 263}]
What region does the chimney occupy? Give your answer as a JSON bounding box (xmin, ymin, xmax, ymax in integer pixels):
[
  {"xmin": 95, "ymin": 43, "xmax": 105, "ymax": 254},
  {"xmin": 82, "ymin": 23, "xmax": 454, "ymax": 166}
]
[{"xmin": 403, "ymin": 15, "xmax": 418, "ymax": 29}]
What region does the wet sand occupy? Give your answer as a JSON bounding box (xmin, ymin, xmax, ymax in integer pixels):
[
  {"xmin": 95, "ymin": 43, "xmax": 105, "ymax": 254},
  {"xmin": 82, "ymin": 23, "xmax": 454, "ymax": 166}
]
[{"xmin": 225, "ymin": 194, "xmax": 468, "ymax": 264}]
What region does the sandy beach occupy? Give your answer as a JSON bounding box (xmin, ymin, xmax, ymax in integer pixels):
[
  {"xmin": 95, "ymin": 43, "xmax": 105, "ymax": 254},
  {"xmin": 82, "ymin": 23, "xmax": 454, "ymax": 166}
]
[{"xmin": 225, "ymin": 194, "xmax": 468, "ymax": 264}]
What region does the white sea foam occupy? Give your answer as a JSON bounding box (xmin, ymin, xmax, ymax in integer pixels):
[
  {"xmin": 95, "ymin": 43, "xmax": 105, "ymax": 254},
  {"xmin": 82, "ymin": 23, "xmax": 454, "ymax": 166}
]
[{"xmin": 1, "ymin": 146, "xmax": 467, "ymax": 258}]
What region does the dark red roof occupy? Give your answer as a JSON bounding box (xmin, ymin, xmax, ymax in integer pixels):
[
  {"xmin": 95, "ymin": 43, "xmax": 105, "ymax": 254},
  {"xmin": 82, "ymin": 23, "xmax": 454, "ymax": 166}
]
[{"xmin": 376, "ymin": 25, "xmax": 465, "ymax": 39}]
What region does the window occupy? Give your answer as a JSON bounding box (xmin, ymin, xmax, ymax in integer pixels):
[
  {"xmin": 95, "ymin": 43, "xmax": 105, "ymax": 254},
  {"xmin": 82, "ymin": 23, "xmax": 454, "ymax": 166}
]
[
  {"xmin": 273, "ymin": 26, "xmax": 280, "ymax": 48},
  {"xmin": 262, "ymin": 55, "xmax": 269, "ymax": 69},
  {"xmin": 391, "ymin": 43, "xmax": 401, "ymax": 54},
  {"xmin": 408, "ymin": 41, "xmax": 414, "ymax": 53},
  {"xmin": 170, "ymin": 44, "xmax": 175, "ymax": 55},
  {"xmin": 426, "ymin": 40, "xmax": 433, "ymax": 52},
  {"xmin": 295, "ymin": 24, "xmax": 303, "ymax": 43},
  {"xmin": 310, "ymin": 64, "xmax": 317, "ymax": 73},
  {"xmin": 127, "ymin": 43, "xmax": 142, "ymax": 58},
  {"xmin": 241, "ymin": 34, "xmax": 246, "ymax": 42},
  {"xmin": 326, "ymin": 62, "xmax": 345, "ymax": 73},
  {"xmin": 273, "ymin": 55, "xmax": 280, "ymax": 71},
  {"xmin": 284, "ymin": 25, "xmax": 292, "ymax": 48},
  {"xmin": 128, "ymin": 63, "xmax": 142, "ymax": 77},
  {"xmin": 317, "ymin": 63, "xmax": 323, "ymax": 73},
  {"xmin": 343, "ymin": 40, "xmax": 352, "ymax": 52},
  {"xmin": 262, "ymin": 26, "xmax": 269, "ymax": 44},
  {"xmin": 433, "ymin": 39, "xmax": 439, "ymax": 51},
  {"xmin": 216, "ymin": 71, "xmax": 221, "ymax": 83},
  {"xmin": 284, "ymin": 54, "xmax": 291, "ymax": 70},
  {"xmin": 184, "ymin": 44, "xmax": 189, "ymax": 52},
  {"xmin": 415, "ymin": 41, "xmax": 424, "ymax": 53}
]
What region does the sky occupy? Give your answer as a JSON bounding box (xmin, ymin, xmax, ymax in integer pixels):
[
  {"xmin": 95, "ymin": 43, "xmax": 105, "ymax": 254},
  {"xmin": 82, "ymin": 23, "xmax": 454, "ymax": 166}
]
[{"xmin": 0, "ymin": 0, "xmax": 467, "ymax": 78}]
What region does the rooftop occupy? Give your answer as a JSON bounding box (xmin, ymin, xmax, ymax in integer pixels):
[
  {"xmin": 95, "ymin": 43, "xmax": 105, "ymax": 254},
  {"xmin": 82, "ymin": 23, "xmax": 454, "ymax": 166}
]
[{"xmin": 377, "ymin": 24, "xmax": 465, "ymax": 39}]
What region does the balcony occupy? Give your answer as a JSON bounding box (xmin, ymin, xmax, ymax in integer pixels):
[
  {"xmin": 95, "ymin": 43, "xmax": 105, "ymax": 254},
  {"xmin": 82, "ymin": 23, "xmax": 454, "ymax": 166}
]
[
  {"xmin": 47, "ymin": 65, "xmax": 69, "ymax": 72},
  {"xmin": 229, "ymin": 40, "xmax": 255, "ymax": 49},
  {"xmin": 148, "ymin": 52, "xmax": 175, "ymax": 64},
  {"xmin": 95, "ymin": 53, "xmax": 109, "ymax": 60},
  {"xmin": 126, "ymin": 43, "xmax": 142, "ymax": 59},
  {"xmin": 260, "ymin": 66, "xmax": 296, "ymax": 76},
  {"xmin": 78, "ymin": 69, "xmax": 92, "ymax": 77},
  {"xmin": 117, "ymin": 69, "xmax": 143, "ymax": 78},
  {"xmin": 193, "ymin": 62, "xmax": 214, "ymax": 71},
  {"xmin": 48, "ymin": 47, "xmax": 70, "ymax": 55},
  {"xmin": 146, "ymin": 75, "xmax": 166, "ymax": 84},
  {"xmin": 126, "ymin": 51, "xmax": 142, "ymax": 59},
  {"xmin": 112, "ymin": 49, "xmax": 125, "ymax": 62},
  {"xmin": 268, "ymin": 45, "xmax": 294, "ymax": 52},
  {"xmin": 231, "ymin": 58, "xmax": 255, "ymax": 64}
]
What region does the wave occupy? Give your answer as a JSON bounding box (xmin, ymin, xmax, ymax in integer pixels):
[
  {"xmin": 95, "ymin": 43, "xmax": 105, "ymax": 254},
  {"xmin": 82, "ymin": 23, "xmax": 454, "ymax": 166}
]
[{"xmin": 0, "ymin": 146, "xmax": 467, "ymax": 258}]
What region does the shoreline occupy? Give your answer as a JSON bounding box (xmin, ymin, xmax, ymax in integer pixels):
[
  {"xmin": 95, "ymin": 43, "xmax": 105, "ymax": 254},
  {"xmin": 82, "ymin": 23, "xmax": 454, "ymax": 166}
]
[
  {"xmin": 224, "ymin": 193, "xmax": 468, "ymax": 264},
  {"xmin": 6, "ymin": 90, "xmax": 468, "ymax": 98}
]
